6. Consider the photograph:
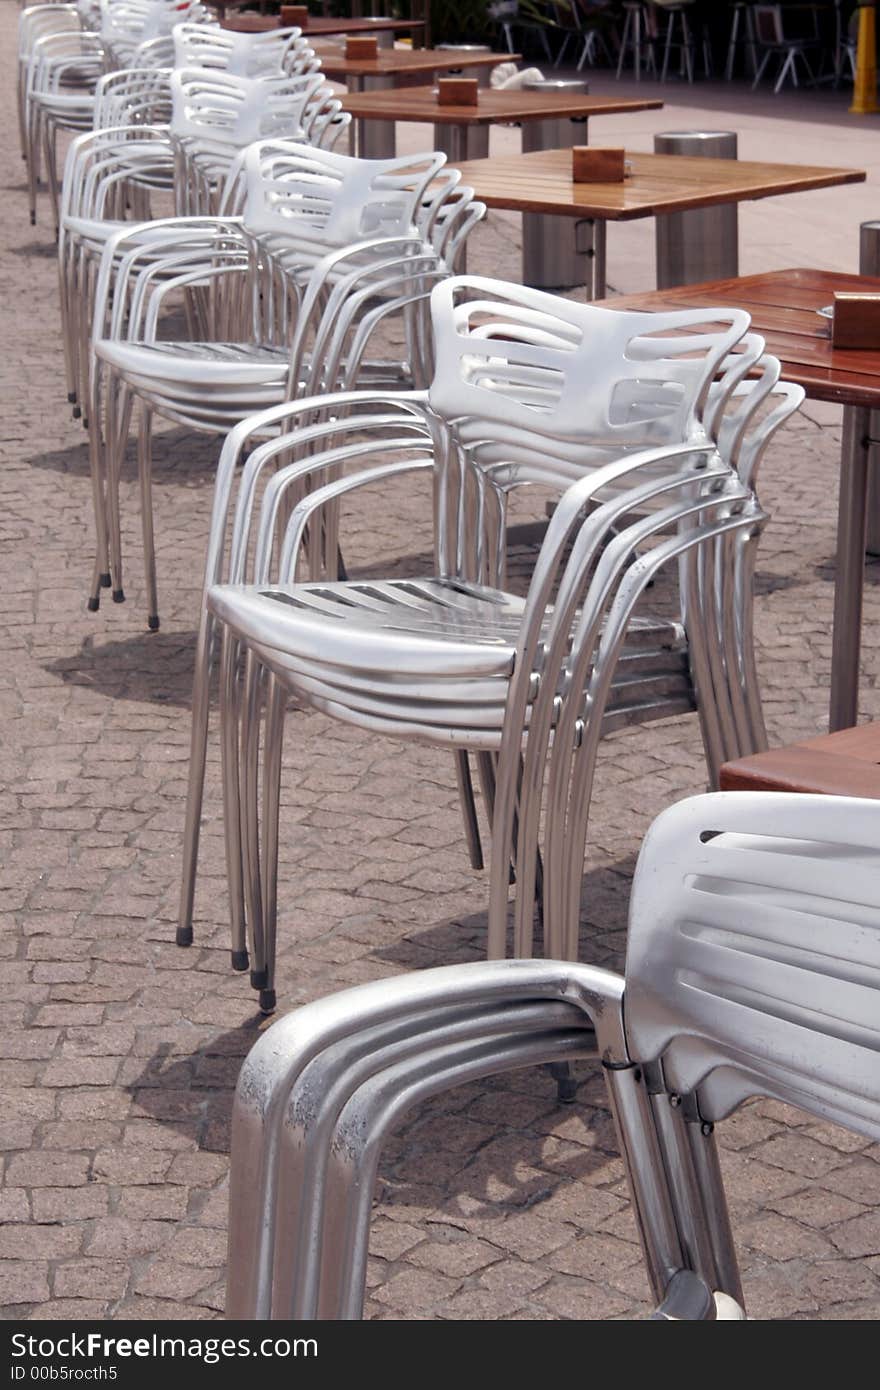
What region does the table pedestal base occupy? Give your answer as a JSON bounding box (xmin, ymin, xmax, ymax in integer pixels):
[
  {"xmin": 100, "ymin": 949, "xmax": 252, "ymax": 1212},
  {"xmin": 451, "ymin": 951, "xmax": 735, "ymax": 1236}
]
[
  {"xmin": 351, "ymin": 74, "xmax": 397, "ymax": 158},
  {"xmin": 432, "ymin": 122, "xmax": 489, "ymax": 163},
  {"xmin": 521, "ymin": 114, "xmax": 594, "ymax": 292},
  {"xmin": 830, "ymin": 404, "xmax": 871, "ymax": 730}
]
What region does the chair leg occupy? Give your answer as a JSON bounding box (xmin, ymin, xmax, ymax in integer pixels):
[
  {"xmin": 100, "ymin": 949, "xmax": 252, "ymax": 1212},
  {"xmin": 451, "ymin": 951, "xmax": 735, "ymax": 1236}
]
[
  {"xmin": 453, "ymin": 751, "xmax": 484, "ymax": 871},
  {"xmin": 681, "ymin": 1113, "xmax": 745, "ymax": 1308},
  {"xmin": 616, "ymin": 7, "xmax": 631, "ymax": 78},
  {"xmin": 662, "ymin": 12, "xmax": 674, "ymax": 81},
  {"xmin": 103, "ymin": 372, "xmax": 130, "ymax": 605},
  {"xmin": 682, "ymin": 13, "xmax": 694, "ymax": 82},
  {"xmin": 86, "ymin": 366, "xmax": 111, "ymax": 613},
  {"xmin": 724, "ymin": 6, "xmax": 739, "ymax": 80},
  {"xmin": 751, "ymin": 47, "xmax": 772, "ymax": 88},
  {"xmin": 217, "ymin": 630, "xmax": 250, "ymax": 972},
  {"xmin": 137, "ymin": 407, "xmax": 160, "ymax": 632},
  {"xmin": 259, "ymin": 672, "xmax": 287, "ymax": 1015}
]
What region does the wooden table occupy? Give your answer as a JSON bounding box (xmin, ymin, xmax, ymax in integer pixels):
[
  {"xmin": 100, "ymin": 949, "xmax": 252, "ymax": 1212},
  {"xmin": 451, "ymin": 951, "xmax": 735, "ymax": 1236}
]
[
  {"xmin": 339, "ymin": 87, "xmax": 662, "ymax": 162},
  {"xmin": 451, "ymin": 147, "xmax": 865, "ymax": 296},
  {"xmin": 313, "ymin": 47, "xmax": 519, "ymax": 158},
  {"xmin": 595, "ymin": 268, "xmax": 880, "ymax": 733},
  {"xmin": 218, "ymin": 12, "xmax": 426, "ymax": 45},
  {"xmin": 311, "ymin": 45, "xmax": 517, "ymax": 83},
  {"xmin": 720, "ymin": 722, "xmax": 880, "ymax": 799},
  {"xmin": 339, "ymin": 90, "xmax": 662, "ymax": 282}
]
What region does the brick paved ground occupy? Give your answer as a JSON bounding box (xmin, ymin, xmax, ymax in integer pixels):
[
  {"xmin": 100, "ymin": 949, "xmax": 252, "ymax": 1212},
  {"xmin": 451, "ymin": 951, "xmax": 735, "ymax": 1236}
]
[{"xmin": 2, "ymin": 6, "xmax": 880, "ymax": 1319}]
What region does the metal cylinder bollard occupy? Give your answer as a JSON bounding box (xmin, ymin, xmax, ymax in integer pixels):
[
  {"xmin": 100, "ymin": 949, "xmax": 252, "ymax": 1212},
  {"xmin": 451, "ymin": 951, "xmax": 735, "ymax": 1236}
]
[
  {"xmin": 359, "ymin": 16, "xmax": 396, "ymax": 48},
  {"xmin": 520, "ymin": 78, "xmax": 592, "ymax": 291},
  {"xmin": 654, "ymin": 131, "xmax": 739, "ymax": 289},
  {"xmin": 860, "ymin": 220, "xmax": 880, "ymax": 553},
  {"xmin": 434, "ymin": 43, "xmax": 493, "ymax": 88}
]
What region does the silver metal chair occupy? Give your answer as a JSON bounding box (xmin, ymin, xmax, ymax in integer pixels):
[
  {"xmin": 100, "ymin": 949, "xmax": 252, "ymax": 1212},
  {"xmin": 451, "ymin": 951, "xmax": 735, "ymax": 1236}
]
[
  {"xmin": 87, "ymin": 146, "xmax": 471, "ymax": 629},
  {"xmin": 226, "ymin": 789, "xmax": 880, "ymax": 1319},
  {"xmin": 550, "ymin": 0, "xmax": 614, "ymax": 71},
  {"xmin": 750, "ymin": 2, "xmax": 820, "ymax": 93},
  {"xmin": 615, "ymin": 0, "xmax": 657, "ymax": 79},
  {"xmin": 195, "ymin": 277, "xmax": 801, "ymax": 1009}
]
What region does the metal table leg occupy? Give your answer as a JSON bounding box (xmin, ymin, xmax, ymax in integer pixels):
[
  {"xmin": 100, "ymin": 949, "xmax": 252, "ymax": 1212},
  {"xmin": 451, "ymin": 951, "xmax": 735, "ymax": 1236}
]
[
  {"xmin": 432, "ymin": 120, "xmax": 489, "ymax": 163},
  {"xmin": 830, "ymin": 404, "xmax": 871, "ymax": 731},
  {"xmin": 521, "ymin": 112, "xmax": 592, "ymax": 291},
  {"xmin": 352, "ymin": 73, "xmax": 397, "ymax": 158}
]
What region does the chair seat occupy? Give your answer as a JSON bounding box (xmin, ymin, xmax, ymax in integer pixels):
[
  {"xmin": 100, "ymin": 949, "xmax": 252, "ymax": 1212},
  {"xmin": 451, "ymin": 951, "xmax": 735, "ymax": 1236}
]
[
  {"xmin": 207, "ymin": 577, "xmax": 692, "ymax": 741},
  {"xmin": 94, "ymin": 339, "xmax": 291, "ymax": 388},
  {"xmin": 64, "ymin": 202, "xmax": 177, "ymax": 248}
]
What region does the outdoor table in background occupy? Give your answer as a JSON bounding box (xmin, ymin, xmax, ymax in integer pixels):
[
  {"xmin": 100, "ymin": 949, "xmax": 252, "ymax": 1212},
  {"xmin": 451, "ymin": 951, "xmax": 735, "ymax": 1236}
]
[
  {"xmin": 596, "ymin": 267, "xmax": 880, "ymax": 734},
  {"xmin": 312, "ymin": 46, "xmax": 521, "ymax": 157},
  {"xmin": 451, "ymin": 146, "xmax": 864, "ymax": 296},
  {"xmin": 339, "ymin": 84, "xmax": 662, "ymax": 161},
  {"xmin": 340, "ymin": 88, "xmax": 663, "ymax": 284},
  {"xmin": 217, "ymin": 11, "xmax": 427, "ymax": 46}
]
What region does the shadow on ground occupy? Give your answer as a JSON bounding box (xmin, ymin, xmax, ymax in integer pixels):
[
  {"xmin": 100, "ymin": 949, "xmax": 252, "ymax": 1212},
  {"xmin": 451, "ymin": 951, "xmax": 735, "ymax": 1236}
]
[{"xmin": 45, "ymin": 629, "xmax": 197, "ymax": 704}]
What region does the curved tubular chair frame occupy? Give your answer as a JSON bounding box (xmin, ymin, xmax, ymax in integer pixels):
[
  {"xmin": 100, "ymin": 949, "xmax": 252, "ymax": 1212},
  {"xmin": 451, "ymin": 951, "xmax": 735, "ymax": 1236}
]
[
  {"xmin": 227, "ymin": 789, "xmax": 880, "ymax": 1320},
  {"xmin": 205, "ymin": 428, "xmax": 758, "ymax": 1008},
  {"xmin": 198, "ymin": 276, "xmax": 801, "ymax": 1008},
  {"xmin": 85, "ymin": 146, "xmax": 476, "ymax": 627}
]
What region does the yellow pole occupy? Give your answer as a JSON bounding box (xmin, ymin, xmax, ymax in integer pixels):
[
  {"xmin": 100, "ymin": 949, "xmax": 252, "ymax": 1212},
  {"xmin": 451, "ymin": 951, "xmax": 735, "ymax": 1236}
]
[{"xmin": 850, "ymin": 1, "xmax": 879, "ymax": 114}]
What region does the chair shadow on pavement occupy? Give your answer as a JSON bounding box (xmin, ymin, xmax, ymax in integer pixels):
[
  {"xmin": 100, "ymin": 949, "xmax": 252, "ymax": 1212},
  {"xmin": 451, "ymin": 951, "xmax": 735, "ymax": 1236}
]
[
  {"xmin": 45, "ymin": 629, "xmax": 197, "ymax": 705},
  {"xmin": 127, "ymin": 853, "xmax": 636, "ymax": 1229},
  {"xmin": 29, "ymin": 426, "xmax": 220, "ymax": 484}
]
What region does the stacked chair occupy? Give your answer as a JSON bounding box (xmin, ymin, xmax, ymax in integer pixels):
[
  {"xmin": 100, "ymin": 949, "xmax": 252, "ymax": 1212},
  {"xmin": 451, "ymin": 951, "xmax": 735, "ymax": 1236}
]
[
  {"xmin": 22, "ymin": 0, "xmax": 207, "ymax": 227},
  {"xmin": 226, "ymin": 788, "xmax": 880, "ymax": 1319},
  {"xmin": 85, "ymin": 144, "xmax": 480, "ymax": 629},
  {"xmin": 57, "ymin": 49, "xmax": 333, "ymax": 418},
  {"xmin": 195, "ymin": 277, "xmax": 802, "ymax": 1012}
]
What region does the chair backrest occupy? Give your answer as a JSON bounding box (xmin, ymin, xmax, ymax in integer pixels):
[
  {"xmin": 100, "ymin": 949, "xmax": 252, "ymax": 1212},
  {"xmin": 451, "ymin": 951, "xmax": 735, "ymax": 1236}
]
[
  {"xmin": 752, "ymin": 4, "xmax": 783, "ymax": 45},
  {"xmin": 101, "ymin": 0, "xmax": 206, "ymax": 61},
  {"xmin": 172, "ymin": 20, "xmax": 313, "ymax": 77},
  {"xmin": 92, "ymin": 62, "xmax": 171, "ymax": 126},
  {"xmin": 170, "ymin": 67, "xmax": 326, "ymax": 148},
  {"xmin": 427, "ymin": 276, "xmax": 751, "ymax": 466},
  {"xmin": 19, "ymin": 5, "xmax": 81, "ymax": 61},
  {"xmin": 624, "ymin": 791, "xmax": 880, "ymax": 1140},
  {"xmin": 241, "ymin": 141, "xmax": 446, "ymax": 250}
]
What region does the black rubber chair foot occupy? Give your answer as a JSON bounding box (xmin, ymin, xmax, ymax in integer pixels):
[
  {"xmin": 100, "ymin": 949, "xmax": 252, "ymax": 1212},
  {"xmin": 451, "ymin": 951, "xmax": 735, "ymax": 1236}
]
[
  {"xmin": 147, "ymin": 615, "xmax": 159, "ymax": 632},
  {"xmin": 231, "ymin": 949, "xmax": 249, "ymax": 972},
  {"xmin": 68, "ymin": 391, "xmax": 77, "ymax": 405},
  {"xmin": 548, "ymin": 1061, "xmax": 578, "ymax": 1104},
  {"xmin": 176, "ymin": 926, "xmax": 193, "ymax": 947},
  {"xmin": 250, "ymin": 967, "xmax": 268, "ymax": 990},
  {"xmin": 556, "ymin": 1076, "xmax": 578, "ymax": 1104},
  {"xmin": 100, "ymin": 573, "xmax": 111, "ymax": 589},
  {"xmin": 72, "ymin": 405, "xmax": 81, "ymax": 420},
  {"xmin": 112, "ymin": 588, "xmax": 125, "ymax": 604},
  {"xmin": 86, "ymin": 596, "xmax": 100, "ymax": 613},
  {"xmin": 259, "ymin": 989, "xmax": 277, "ymax": 1014},
  {"xmin": 29, "ymin": 212, "xmax": 35, "ymax": 225},
  {"xmin": 82, "ymin": 418, "xmax": 89, "ymax": 430}
]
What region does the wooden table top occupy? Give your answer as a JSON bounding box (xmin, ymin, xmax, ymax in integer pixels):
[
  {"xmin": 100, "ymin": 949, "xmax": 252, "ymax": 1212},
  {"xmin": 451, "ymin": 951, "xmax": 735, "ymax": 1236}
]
[
  {"xmin": 720, "ymin": 721, "xmax": 880, "ymax": 798},
  {"xmin": 311, "ymin": 45, "xmax": 517, "ymax": 78},
  {"xmin": 450, "ymin": 147, "xmax": 865, "ymax": 220},
  {"xmin": 219, "ymin": 14, "xmax": 426, "ymax": 34},
  {"xmin": 340, "ymin": 87, "xmax": 663, "ymax": 125},
  {"xmin": 597, "ymin": 268, "xmax": 880, "ymax": 409}
]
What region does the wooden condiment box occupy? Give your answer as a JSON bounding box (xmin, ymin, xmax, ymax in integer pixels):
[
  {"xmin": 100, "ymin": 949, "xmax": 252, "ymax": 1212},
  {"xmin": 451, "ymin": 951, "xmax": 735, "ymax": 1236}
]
[
  {"xmin": 280, "ymin": 6, "xmax": 309, "ymax": 29},
  {"xmin": 437, "ymin": 77, "xmax": 479, "ymax": 106},
  {"xmin": 832, "ymin": 292, "xmax": 880, "ymax": 350},
  {"xmin": 345, "ymin": 35, "xmax": 379, "ymax": 59},
  {"xmin": 572, "ymin": 146, "xmax": 626, "ymax": 183}
]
